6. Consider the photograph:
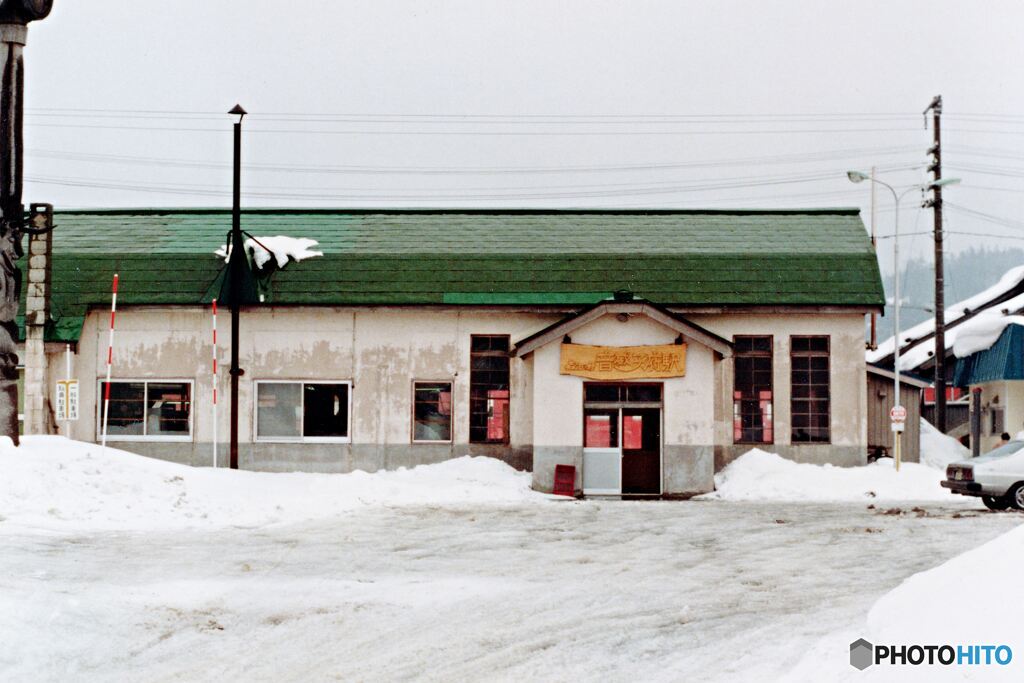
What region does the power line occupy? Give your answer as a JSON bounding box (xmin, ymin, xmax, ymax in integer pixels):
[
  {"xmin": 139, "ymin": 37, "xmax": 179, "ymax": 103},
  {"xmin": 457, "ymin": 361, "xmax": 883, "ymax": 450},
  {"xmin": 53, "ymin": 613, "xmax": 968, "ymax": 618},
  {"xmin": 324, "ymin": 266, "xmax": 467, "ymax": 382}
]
[
  {"xmin": 26, "ymin": 145, "xmax": 921, "ymax": 176},
  {"xmin": 945, "ymin": 202, "xmax": 1024, "ymax": 231},
  {"xmin": 24, "ymin": 121, "xmax": 930, "ymax": 136}
]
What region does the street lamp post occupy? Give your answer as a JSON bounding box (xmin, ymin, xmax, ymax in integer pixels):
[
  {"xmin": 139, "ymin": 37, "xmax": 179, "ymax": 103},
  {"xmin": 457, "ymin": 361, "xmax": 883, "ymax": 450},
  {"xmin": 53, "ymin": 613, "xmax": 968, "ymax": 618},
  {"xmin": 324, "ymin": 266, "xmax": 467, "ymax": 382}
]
[
  {"xmin": 847, "ymin": 171, "xmax": 960, "ymax": 470},
  {"xmin": 228, "ymin": 104, "xmax": 246, "ymax": 470}
]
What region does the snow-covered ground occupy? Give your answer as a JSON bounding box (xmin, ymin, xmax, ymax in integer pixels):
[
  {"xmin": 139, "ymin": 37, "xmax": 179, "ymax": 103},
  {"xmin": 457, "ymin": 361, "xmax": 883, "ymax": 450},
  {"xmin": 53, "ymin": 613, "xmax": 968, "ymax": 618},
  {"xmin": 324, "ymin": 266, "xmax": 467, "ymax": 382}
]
[
  {"xmin": 2, "ymin": 437, "xmax": 1021, "ymax": 681},
  {"xmin": 785, "ymin": 523, "xmax": 1024, "ymax": 682},
  {"xmin": 1, "ymin": 436, "xmax": 542, "ymax": 532}
]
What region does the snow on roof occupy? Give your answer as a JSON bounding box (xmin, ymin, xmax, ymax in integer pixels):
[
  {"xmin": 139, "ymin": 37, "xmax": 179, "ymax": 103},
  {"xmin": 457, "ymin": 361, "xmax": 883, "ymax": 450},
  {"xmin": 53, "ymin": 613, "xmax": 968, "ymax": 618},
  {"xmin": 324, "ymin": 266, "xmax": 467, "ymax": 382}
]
[
  {"xmin": 215, "ymin": 235, "xmax": 323, "ymax": 269},
  {"xmin": 867, "ymin": 265, "xmax": 1024, "ymax": 367},
  {"xmin": 952, "ymin": 314, "xmax": 1024, "ymax": 358},
  {"xmin": 246, "ymin": 235, "xmax": 323, "ymax": 269}
]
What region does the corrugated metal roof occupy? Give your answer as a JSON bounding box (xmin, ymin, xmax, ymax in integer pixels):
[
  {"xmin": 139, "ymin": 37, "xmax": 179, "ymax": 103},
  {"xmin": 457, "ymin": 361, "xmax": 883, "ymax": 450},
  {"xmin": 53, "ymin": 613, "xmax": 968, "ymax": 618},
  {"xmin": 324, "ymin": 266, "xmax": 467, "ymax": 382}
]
[
  {"xmin": 20, "ymin": 208, "xmax": 884, "ymax": 342},
  {"xmin": 952, "ymin": 324, "xmax": 1024, "ymax": 386}
]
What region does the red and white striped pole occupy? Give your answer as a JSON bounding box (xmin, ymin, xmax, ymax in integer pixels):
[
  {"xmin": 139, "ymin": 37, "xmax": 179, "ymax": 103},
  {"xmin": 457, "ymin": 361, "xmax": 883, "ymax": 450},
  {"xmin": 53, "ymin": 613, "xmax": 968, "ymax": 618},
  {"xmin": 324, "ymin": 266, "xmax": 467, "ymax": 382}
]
[
  {"xmin": 212, "ymin": 299, "xmax": 218, "ymax": 467},
  {"xmin": 100, "ymin": 273, "xmax": 119, "ymax": 450}
]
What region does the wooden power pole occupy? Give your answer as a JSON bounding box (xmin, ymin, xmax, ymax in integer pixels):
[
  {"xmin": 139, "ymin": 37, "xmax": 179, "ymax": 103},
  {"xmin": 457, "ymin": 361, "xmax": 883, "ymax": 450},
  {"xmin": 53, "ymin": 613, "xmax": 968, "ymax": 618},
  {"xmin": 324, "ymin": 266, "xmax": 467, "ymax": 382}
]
[{"xmin": 924, "ymin": 95, "xmax": 946, "ymax": 432}]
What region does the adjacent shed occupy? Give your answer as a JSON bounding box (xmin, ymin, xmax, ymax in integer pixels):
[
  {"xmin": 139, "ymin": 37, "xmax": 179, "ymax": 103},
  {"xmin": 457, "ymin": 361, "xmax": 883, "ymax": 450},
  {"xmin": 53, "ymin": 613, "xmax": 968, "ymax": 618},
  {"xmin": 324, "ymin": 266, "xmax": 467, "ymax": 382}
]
[{"xmin": 866, "ymin": 364, "xmax": 930, "ymax": 463}]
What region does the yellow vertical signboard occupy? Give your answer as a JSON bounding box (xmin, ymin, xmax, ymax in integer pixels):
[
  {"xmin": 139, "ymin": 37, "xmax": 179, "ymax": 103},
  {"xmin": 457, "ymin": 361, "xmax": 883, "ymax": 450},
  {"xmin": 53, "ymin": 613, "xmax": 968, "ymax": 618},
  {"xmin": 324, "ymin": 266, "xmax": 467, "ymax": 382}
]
[{"xmin": 559, "ymin": 343, "xmax": 686, "ymax": 380}]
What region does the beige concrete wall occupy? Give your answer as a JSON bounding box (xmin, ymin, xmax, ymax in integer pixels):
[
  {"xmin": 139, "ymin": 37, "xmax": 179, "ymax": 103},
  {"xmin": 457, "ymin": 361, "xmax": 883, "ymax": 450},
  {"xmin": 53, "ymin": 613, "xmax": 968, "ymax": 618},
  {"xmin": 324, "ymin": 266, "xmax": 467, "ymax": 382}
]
[
  {"xmin": 61, "ymin": 306, "xmax": 561, "ymax": 460},
  {"xmin": 688, "ymin": 312, "xmax": 868, "ymax": 467},
  {"xmin": 45, "ymin": 305, "xmax": 869, "ymax": 479},
  {"xmin": 1002, "ymin": 381, "xmax": 1024, "ymax": 443}
]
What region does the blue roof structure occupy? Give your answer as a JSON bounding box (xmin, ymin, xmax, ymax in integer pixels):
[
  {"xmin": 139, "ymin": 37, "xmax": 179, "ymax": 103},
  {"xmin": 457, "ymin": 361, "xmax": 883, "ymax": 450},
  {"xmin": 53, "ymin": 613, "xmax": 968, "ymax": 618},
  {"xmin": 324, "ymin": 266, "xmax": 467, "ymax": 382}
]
[{"xmin": 952, "ymin": 323, "xmax": 1024, "ymax": 387}]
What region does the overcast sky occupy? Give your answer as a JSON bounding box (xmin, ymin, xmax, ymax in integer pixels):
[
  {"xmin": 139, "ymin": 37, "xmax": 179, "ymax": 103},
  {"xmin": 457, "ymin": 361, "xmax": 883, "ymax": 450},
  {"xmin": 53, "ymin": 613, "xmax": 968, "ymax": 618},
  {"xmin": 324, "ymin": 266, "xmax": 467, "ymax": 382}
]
[{"xmin": 18, "ymin": 0, "xmax": 1024, "ymax": 274}]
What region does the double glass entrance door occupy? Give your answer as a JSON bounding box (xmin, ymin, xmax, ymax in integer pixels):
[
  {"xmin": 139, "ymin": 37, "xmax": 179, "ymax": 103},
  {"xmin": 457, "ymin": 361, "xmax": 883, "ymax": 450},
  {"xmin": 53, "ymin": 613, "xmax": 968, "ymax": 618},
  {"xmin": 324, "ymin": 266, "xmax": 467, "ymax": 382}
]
[{"xmin": 582, "ymin": 383, "xmax": 662, "ymax": 495}]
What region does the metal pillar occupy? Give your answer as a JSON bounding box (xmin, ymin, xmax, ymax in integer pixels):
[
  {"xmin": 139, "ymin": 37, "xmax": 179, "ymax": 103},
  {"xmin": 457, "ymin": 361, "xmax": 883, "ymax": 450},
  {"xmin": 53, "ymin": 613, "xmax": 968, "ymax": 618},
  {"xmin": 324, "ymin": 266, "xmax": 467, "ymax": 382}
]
[
  {"xmin": 970, "ymin": 388, "xmax": 982, "ymax": 458},
  {"xmin": 228, "ymin": 105, "xmax": 246, "ymax": 470}
]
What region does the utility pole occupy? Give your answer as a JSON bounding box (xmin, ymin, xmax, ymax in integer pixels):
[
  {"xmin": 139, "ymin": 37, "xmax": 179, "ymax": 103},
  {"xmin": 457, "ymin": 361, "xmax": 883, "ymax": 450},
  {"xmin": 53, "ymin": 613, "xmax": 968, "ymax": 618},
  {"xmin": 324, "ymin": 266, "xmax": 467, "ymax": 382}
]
[
  {"xmin": 924, "ymin": 95, "xmax": 946, "ymax": 432},
  {"xmin": 0, "ymin": 1, "xmax": 54, "ymax": 445},
  {"xmin": 228, "ymin": 104, "xmax": 247, "ymax": 470}
]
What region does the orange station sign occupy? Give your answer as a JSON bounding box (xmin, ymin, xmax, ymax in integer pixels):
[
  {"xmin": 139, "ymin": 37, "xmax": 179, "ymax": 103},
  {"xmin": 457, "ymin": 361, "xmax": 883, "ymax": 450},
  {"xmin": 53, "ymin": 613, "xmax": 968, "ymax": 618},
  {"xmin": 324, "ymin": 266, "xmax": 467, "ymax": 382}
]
[{"xmin": 559, "ymin": 343, "xmax": 687, "ymax": 380}]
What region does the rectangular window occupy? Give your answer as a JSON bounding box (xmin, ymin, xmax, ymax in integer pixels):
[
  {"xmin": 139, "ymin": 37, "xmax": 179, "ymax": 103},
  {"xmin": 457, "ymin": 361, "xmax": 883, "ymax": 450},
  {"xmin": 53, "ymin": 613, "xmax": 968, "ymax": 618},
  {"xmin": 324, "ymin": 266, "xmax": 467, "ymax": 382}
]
[
  {"xmin": 98, "ymin": 380, "xmax": 192, "ymax": 440},
  {"xmin": 470, "ymin": 335, "xmax": 510, "ymax": 444},
  {"xmin": 256, "ymin": 381, "xmax": 350, "ymax": 441},
  {"xmin": 790, "ymin": 336, "xmax": 830, "ymax": 443},
  {"xmin": 733, "ymin": 336, "xmax": 774, "ymax": 443},
  {"xmin": 991, "ymin": 407, "xmax": 1005, "ymax": 436},
  {"xmin": 413, "ymin": 381, "xmax": 453, "ymax": 442}
]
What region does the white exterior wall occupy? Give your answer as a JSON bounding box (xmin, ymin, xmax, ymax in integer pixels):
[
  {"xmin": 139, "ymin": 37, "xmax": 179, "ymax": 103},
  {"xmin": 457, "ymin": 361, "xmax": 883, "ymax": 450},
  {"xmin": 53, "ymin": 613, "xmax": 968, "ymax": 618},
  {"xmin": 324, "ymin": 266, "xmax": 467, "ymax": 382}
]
[
  {"xmin": 690, "ymin": 312, "xmax": 868, "ymax": 467},
  {"xmin": 66, "ymin": 306, "xmax": 561, "ymax": 470},
  {"xmin": 47, "ymin": 305, "xmax": 869, "ymax": 484},
  {"xmin": 1001, "ymin": 381, "xmax": 1024, "ymax": 441}
]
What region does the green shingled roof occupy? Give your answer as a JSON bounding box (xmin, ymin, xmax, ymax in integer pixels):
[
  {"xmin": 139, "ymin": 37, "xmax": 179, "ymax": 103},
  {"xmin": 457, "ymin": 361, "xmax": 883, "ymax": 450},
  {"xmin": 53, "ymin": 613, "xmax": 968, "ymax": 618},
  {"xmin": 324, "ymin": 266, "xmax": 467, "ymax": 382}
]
[{"xmin": 22, "ymin": 208, "xmax": 884, "ymax": 342}]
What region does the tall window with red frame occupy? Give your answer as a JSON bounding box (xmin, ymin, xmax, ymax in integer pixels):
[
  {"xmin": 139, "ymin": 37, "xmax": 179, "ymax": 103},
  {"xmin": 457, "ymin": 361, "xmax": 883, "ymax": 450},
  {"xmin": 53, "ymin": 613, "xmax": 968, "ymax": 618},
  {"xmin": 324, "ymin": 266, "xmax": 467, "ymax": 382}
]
[
  {"xmin": 733, "ymin": 336, "xmax": 774, "ymax": 443},
  {"xmin": 470, "ymin": 335, "xmax": 510, "ymax": 444}
]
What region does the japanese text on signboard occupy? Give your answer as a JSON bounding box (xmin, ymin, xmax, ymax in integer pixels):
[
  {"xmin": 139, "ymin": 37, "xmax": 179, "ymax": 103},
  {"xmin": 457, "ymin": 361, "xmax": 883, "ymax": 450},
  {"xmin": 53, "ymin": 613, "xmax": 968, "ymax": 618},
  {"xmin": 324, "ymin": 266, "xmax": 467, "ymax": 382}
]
[{"xmin": 560, "ymin": 343, "xmax": 687, "ymax": 380}]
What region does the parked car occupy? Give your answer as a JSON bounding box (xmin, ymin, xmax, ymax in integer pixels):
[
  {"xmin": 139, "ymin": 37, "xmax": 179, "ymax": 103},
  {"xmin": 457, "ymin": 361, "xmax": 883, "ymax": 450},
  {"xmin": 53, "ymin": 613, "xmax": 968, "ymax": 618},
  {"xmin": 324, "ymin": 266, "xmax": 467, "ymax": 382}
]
[{"xmin": 941, "ymin": 440, "xmax": 1024, "ymax": 510}]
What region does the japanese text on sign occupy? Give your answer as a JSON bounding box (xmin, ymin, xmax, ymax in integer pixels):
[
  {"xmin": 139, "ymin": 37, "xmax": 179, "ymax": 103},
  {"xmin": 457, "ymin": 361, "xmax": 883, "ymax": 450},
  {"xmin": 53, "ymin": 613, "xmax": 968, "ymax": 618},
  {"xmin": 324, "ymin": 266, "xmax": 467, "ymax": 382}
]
[{"xmin": 560, "ymin": 343, "xmax": 687, "ymax": 380}]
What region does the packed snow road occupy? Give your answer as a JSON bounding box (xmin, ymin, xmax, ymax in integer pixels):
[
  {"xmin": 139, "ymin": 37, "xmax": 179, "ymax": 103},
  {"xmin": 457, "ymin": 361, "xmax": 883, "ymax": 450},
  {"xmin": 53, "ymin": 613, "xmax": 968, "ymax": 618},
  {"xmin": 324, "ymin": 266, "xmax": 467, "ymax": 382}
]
[{"xmin": 2, "ymin": 499, "xmax": 1019, "ymax": 682}]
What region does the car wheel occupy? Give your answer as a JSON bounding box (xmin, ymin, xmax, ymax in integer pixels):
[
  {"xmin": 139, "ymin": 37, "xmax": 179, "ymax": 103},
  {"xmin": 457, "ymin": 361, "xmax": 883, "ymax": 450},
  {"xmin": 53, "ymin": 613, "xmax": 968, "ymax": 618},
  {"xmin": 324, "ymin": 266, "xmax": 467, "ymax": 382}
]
[
  {"xmin": 982, "ymin": 495, "xmax": 1010, "ymax": 511},
  {"xmin": 1010, "ymin": 484, "xmax": 1024, "ymax": 511}
]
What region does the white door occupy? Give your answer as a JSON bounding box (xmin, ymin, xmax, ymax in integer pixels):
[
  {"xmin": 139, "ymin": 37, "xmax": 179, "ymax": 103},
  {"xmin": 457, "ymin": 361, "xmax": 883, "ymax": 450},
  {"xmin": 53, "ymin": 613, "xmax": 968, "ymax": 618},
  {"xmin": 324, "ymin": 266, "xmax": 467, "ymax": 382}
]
[{"xmin": 583, "ymin": 409, "xmax": 621, "ymax": 494}]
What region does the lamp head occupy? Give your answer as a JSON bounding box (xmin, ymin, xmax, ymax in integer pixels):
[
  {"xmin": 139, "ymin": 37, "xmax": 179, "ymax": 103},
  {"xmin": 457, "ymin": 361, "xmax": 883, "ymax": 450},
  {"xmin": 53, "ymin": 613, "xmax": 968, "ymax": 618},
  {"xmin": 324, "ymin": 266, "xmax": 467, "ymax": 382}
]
[
  {"xmin": 847, "ymin": 170, "xmax": 870, "ymax": 184},
  {"xmin": 228, "ymin": 104, "xmax": 247, "ymax": 122},
  {"xmin": 930, "ymin": 177, "xmax": 961, "ymax": 189}
]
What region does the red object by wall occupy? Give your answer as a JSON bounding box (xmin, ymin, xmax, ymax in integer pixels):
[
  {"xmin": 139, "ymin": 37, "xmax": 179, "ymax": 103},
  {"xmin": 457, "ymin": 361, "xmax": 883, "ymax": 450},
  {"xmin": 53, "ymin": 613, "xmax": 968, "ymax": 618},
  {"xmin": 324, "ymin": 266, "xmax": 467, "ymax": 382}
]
[{"xmin": 553, "ymin": 464, "xmax": 576, "ymax": 496}]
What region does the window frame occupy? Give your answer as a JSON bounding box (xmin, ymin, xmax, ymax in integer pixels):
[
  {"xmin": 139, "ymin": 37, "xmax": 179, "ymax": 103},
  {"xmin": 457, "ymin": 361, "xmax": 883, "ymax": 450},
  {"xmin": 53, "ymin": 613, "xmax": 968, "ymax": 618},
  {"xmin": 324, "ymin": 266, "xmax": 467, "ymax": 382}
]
[
  {"xmin": 254, "ymin": 379, "xmax": 353, "ymax": 444},
  {"xmin": 732, "ymin": 335, "xmax": 775, "ymax": 445},
  {"xmin": 469, "ymin": 334, "xmax": 511, "ymax": 445},
  {"xmin": 95, "ymin": 378, "xmax": 195, "ymax": 442},
  {"xmin": 411, "ymin": 379, "xmax": 454, "ymax": 444},
  {"xmin": 789, "ymin": 335, "xmax": 831, "ymax": 445}
]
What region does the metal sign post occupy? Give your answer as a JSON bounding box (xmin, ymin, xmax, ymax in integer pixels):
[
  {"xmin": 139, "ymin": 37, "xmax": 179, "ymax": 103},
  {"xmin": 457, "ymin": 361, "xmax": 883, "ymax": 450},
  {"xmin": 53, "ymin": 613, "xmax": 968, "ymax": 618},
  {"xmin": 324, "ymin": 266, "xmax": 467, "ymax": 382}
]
[{"xmin": 890, "ymin": 405, "xmax": 907, "ymax": 472}]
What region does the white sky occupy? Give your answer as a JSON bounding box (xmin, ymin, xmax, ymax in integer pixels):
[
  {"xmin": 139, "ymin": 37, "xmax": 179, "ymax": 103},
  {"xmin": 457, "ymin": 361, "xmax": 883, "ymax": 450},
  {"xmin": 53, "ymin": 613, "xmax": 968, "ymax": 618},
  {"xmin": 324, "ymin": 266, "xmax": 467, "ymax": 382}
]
[{"xmin": 19, "ymin": 0, "xmax": 1024, "ymax": 271}]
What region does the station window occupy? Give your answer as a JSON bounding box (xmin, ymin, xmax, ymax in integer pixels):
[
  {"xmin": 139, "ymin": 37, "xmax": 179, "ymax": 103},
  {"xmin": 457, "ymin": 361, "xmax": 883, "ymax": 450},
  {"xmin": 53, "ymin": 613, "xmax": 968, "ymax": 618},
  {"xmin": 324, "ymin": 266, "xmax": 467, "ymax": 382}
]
[
  {"xmin": 470, "ymin": 335, "xmax": 510, "ymax": 444},
  {"xmin": 733, "ymin": 336, "xmax": 774, "ymax": 444},
  {"xmin": 790, "ymin": 336, "xmax": 830, "ymax": 443},
  {"xmin": 98, "ymin": 380, "xmax": 192, "ymax": 440},
  {"xmin": 256, "ymin": 381, "xmax": 350, "ymax": 442},
  {"xmin": 413, "ymin": 381, "xmax": 453, "ymax": 442}
]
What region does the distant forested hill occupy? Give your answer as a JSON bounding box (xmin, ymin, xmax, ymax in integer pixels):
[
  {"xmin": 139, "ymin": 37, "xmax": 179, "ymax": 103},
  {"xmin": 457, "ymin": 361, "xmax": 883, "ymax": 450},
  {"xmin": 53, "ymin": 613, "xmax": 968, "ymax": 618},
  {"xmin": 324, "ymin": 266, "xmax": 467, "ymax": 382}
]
[{"xmin": 874, "ymin": 247, "xmax": 1024, "ymax": 342}]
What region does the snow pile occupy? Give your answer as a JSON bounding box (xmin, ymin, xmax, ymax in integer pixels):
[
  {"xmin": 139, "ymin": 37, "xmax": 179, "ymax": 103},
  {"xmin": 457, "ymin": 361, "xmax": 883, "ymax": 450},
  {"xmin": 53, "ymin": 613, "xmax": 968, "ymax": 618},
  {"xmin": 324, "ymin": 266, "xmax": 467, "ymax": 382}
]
[
  {"xmin": 785, "ymin": 525, "xmax": 1024, "ymax": 682},
  {"xmin": 215, "ymin": 235, "xmax": 323, "ymax": 269},
  {"xmin": 919, "ymin": 418, "xmax": 970, "ymax": 469},
  {"xmin": 701, "ymin": 448, "xmax": 951, "ymax": 502},
  {"xmin": 0, "ymin": 436, "xmax": 544, "ymax": 531},
  {"xmin": 867, "ymin": 523, "xmax": 1024, "ymax": 640},
  {"xmin": 951, "ymin": 314, "xmax": 1024, "ymax": 358}
]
